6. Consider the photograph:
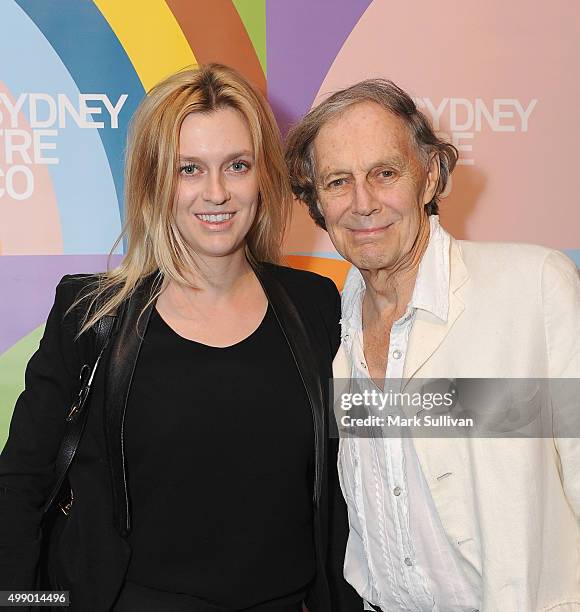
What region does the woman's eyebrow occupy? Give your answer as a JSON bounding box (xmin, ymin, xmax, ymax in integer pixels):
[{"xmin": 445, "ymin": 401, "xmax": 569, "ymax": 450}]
[{"xmin": 178, "ymin": 150, "xmax": 255, "ymax": 162}]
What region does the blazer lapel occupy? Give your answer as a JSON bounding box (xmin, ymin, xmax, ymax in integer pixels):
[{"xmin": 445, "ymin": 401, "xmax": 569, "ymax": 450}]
[
  {"xmin": 104, "ymin": 274, "xmax": 157, "ymax": 536},
  {"xmin": 254, "ymin": 263, "xmax": 325, "ymax": 508},
  {"xmin": 402, "ymin": 242, "xmax": 479, "ymax": 576},
  {"xmin": 403, "ymin": 240, "xmax": 469, "ymax": 386}
]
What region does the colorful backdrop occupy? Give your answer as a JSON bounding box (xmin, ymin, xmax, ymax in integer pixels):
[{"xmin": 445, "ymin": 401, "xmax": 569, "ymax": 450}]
[{"xmin": 1, "ymin": 0, "xmax": 579, "ymax": 444}]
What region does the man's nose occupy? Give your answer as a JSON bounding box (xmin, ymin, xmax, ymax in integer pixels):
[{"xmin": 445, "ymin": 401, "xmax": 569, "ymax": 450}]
[
  {"xmin": 202, "ymin": 172, "xmax": 230, "ymax": 205},
  {"xmin": 351, "ymin": 179, "xmax": 379, "ymax": 216}
]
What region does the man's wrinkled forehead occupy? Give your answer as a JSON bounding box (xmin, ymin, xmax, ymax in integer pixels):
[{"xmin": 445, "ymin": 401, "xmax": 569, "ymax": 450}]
[{"xmin": 312, "ymin": 100, "xmax": 419, "ymax": 176}]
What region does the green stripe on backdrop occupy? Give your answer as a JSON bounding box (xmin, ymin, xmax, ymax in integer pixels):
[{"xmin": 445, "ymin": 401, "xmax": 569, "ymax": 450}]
[
  {"xmin": 0, "ymin": 325, "xmax": 44, "ymax": 449},
  {"xmin": 233, "ymin": 0, "xmax": 266, "ymax": 74}
]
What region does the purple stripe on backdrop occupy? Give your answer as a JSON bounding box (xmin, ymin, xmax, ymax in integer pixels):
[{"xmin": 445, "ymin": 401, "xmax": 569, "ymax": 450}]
[
  {"xmin": 266, "ymin": 0, "xmax": 373, "ymax": 134},
  {"xmin": 0, "ymin": 255, "xmax": 123, "ymax": 355}
]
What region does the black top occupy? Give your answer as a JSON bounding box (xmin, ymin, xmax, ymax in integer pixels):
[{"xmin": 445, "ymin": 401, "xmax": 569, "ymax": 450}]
[{"xmin": 124, "ymin": 304, "xmax": 315, "ymax": 609}]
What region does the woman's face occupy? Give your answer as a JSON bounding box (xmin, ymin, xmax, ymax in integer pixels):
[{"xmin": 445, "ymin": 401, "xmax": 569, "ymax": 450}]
[{"xmin": 174, "ymin": 107, "xmax": 259, "ymax": 263}]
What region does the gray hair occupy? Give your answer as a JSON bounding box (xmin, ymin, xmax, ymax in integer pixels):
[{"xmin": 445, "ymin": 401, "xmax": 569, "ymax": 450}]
[{"xmin": 285, "ymin": 79, "xmax": 458, "ymax": 230}]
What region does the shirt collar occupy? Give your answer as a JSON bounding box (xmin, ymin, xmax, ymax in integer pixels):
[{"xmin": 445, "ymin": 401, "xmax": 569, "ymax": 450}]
[{"xmin": 340, "ymin": 215, "xmax": 450, "ymax": 338}]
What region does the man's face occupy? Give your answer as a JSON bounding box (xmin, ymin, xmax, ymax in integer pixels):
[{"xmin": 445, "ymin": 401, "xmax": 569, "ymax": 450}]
[{"xmin": 312, "ymin": 101, "xmax": 437, "ymax": 271}]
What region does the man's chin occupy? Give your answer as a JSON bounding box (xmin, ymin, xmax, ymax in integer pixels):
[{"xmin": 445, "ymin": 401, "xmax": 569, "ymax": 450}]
[
  {"xmin": 347, "ymin": 256, "xmax": 396, "ymax": 273},
  {"xmin": 341, "ymin": 245, "xmax": 397, "ymax": 272}
]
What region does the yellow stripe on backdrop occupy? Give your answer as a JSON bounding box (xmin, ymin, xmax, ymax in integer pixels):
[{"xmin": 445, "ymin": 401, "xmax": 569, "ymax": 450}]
[{"xmin": 93, "ymin": 0, "xmax": 197, "ymax": 91}]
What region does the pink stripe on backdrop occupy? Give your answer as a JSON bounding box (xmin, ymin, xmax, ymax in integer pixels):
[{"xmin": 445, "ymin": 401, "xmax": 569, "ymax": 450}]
[{"xmin": 0, "ymin": 255, "xmax": 122, "ymax": 355}]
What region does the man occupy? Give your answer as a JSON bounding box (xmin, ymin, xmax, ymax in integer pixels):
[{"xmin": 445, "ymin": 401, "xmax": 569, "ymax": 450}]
[{"xmin": 285, "ymin": 79, "xmax": 580, "ymax": 612}]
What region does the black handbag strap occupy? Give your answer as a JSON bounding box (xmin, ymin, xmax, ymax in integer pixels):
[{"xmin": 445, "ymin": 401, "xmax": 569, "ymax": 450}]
[{"xmin": 42, "ymin": 314, "xmax": 116, "ymax": 515}]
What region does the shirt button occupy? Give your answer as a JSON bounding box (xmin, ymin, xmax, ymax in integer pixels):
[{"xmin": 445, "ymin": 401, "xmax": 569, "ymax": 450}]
[
  {"xmin": 393, "ymin": 486, "xmax": 402, "ymax": 496},
  {"xmin": 360, "ymin": 362, "xmax": 367, "ymax": 369},
  {"xmin": 392, "ymin": 349, "xmax": 402, "ymax": 360},
  {"xmin": 404, "ymin": 557, "xmax": 413, "ymax": 567}
]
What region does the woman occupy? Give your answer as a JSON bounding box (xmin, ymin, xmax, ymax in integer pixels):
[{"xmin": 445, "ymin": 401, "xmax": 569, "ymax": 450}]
[{"xmin": 0, "ymin": 65, "xmax": 358, "ymax": 611}]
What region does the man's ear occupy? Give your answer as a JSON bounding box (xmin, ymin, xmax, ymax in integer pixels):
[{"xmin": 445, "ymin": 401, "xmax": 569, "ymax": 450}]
[
  {"xmin": 423, "ymin": 153, "xmax": 440, "ymax": 205},
  {"xmin": 316, "ymin": 198, "xmax": 324, "ymax": 217}
]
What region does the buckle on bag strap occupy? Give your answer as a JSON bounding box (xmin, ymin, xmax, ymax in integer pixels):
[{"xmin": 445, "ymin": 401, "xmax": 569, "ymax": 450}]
[{"xmin": 58, "ymin": 488, "xmax": 74, "ymax": 516}]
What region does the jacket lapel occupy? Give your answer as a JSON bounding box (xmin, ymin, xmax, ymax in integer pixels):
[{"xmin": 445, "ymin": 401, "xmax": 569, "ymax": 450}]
[
  {"xmin": 104, "ymin": 274, "xmax": 157, "ymax": 536},
  {"xmin": 254, "ymin": 264, "xmax": 325, "ymax": 507},
  {"xmin": 403, "ymin": 239, "xmax": 469, "ymax": 386},
  {"xmin": 402, "ymin": 242, "xmax": 479, "ymax": 573}
]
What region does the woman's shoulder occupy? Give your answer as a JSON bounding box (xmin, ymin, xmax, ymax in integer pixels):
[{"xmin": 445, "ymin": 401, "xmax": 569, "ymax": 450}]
[
  {"xmin": 57, "ymin": 272, "xmax": 98, "ymax": 291},
  {"xmin": 258, "ymin": 262, "xmax": 341, "ymax": 355},
  {"xmin": 53, "ymin": 273, "xmax": 125, "ymax": 342},
  {"xmin": 258, "ymin": 261, "xmax": 339, "ymax": 299},
  {"xmin": 53, "ymin": 273, "xmax": 106, "ymax": 315}
]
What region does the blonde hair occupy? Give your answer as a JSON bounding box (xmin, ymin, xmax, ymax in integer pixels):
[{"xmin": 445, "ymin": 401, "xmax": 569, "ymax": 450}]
[{"xmin": 75, "ymin": 64, "xmax": 291, "ymax": 334}]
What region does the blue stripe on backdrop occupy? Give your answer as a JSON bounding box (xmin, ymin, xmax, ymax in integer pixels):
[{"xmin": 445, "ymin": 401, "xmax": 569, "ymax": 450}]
[
  {"xmin": 16, "ymin": 0, "xmax": 146, "ymax": 232},
  {"xmin": 2, "ymin": 1, "xmax": 123, "ymax": 253},
  {"xmin": 565, "ymin": 250, "xmax": 580, "ymax": 268}
]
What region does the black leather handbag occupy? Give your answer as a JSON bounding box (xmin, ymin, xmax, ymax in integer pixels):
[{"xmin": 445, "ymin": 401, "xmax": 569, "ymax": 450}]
[{"xmin": 35, "ymin": 314, "xmax": 116, "ymax": 590}]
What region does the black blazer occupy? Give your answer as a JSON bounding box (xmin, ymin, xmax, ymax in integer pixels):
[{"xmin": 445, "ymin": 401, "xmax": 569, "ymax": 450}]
[{"xmin": 0, "ymin": 262, "xmax": 362, "ymax": 611}]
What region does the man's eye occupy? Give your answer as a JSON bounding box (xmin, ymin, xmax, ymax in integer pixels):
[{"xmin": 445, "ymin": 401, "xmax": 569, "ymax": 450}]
[
  {"xmin": 328, "ymin": 178, "xmax": 346, "ymax": 188},
  {"xmin": 180, "ymin": 164, "xmax": 197, "ymax": 175},
  {"xmin": 381, "ymin": 170, "xmax": 394, "ymax": 178}
]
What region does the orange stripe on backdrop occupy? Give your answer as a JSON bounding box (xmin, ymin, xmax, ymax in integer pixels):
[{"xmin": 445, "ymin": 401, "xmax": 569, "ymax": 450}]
[
  {"xmin": 284, "ymin": 256, "xmax": 350, "ymax": 293},
  {"xmin": 165, "ymin": 0, "xmax": 266, "ymax": 95}
]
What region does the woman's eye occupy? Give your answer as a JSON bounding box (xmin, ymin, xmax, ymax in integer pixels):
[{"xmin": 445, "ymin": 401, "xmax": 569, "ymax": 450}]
[
  {"xmin": 230, "ymin": 161, "xmax": 249, "ymax": 172},
  {"xmin": 180, "ymin": 164, "xmax": 197, "ymax": 175}
]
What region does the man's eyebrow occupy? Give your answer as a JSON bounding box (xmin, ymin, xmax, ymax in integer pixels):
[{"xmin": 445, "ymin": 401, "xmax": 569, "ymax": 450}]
[
  {"xmin": 319, "ymin": 169, "xmax": 352, "ymax": 183},
  {"xmin": 319, "ymin": 156, "xmax": 407, "ymax": 183},
  {"xmin": 371, "ymin": 155, "xmax": 407, "ymax": 169}
]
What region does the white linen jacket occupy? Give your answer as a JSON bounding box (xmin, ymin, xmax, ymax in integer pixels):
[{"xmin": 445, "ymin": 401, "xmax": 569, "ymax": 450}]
[{"xmin": 333, "ymin": 234, "xmax": 580, "ymax": 612}]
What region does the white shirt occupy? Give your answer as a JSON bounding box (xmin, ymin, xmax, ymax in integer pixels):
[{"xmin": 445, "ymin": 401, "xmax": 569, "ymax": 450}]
[{"xmin": 337, "ymin": 216, "xmax": 481, "ymax": 612}]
